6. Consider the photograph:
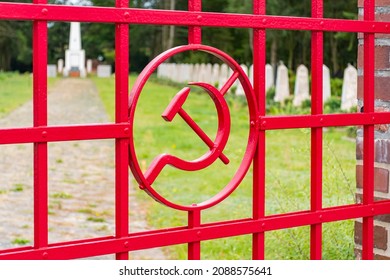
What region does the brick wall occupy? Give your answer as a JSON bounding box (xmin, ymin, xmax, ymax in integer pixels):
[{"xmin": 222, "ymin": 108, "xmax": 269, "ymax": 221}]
[{"xmin": 355, "ymin": 0, "xmax": 390, "ymax": 260}]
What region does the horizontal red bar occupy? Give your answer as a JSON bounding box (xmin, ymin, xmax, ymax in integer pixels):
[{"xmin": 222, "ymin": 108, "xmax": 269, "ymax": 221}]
[
  {"xmin": 0, "ymin": 3, "xmax": 388, "ymax": 34},
  {"xmin": 1, "ymin": 200, "xmax": 389, "ymax": 259},
  {"xmin": 0, "ymin": 123, "xmax": 130, "ymax": 144},
  {"xmin": 259, "ymin": 112, "xmax": 390, "ymax": 130}
]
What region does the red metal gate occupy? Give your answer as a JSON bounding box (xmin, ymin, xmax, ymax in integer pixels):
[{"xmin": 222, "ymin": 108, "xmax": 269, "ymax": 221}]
[{"xmin": 0, "ymin": 0, "xmax": 389, "ymax": 260}]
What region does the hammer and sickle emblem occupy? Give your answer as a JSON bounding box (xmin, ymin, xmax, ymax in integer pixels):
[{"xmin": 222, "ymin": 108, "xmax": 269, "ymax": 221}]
[
  {"xmin": 128, "ymin": 44, "xmax": 258, "ymax": 211},
  {"xmin": 143, "ymin": 82, "xmax": 231, "ymax": 186}
]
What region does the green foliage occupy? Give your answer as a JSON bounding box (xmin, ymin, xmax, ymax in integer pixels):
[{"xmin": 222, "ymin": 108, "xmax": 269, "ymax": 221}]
[
  {"xmin": 301, "ymin": 99, "xmax": 311, "ymax": 109},
  {"xmin": 48, "ymin": 21, "xmax": 69, "ymax": 63},
  {"xmin": 330, "ymin": 78, "xmax": 343, "ymax": 97},
  {"xmin": 324, "ymin": 97, "xmax": 342, "ymax": 113},
  {"xmin": 0, "ymin": 0, "xmax": 358, "ymax": 74},
  {"xmin": 346, "ymin": 126, "xmax": 357, "ymax": 139},
  {"xmin": 11, "ymin": 238, "xmax": 30, "ymax": 245}
]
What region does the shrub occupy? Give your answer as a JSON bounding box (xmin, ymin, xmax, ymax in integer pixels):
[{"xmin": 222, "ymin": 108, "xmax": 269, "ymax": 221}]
[
  {"xmin": 330, "ymin": 78, "xmax": 343, "ymax": 97},
  {"xmin": 324, "ymin": 97, "xmax": 342, "ymax": 113}
]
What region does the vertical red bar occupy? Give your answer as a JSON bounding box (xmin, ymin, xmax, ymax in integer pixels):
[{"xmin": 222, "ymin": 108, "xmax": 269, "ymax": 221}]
[
  {"xmin": 187, "ymin": 0, "xmax": 202, "ymax": 260},
  {"xmin": 252, "ymin": 0, "xmax": 266, "ymax": 260},
  {"xmin": 33, "ymin": 0, "xmax": 48, "ymax": 253},
  {"xmin": 188, "ymin": 210, "xmax": 201, "ymax": 260},
  {"xmin": 188, "ymin": 0, "xmax": 202, "ymax": 44},
  {"xmin": 115, "ymin": 0, "xmax": 129, "ymax": 260},
  {"xmin": 362, "ymin": 0, "xmax": 375, "ymax": 260},
  {"xmin": 310, "ymin": 0, "xmax": 323, "ymax": 260}
]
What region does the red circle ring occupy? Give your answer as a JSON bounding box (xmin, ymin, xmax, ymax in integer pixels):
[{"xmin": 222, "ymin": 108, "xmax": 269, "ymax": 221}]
[{"xmin": 128, "ymin": 44, "xmax": 259, "ymax": 211}]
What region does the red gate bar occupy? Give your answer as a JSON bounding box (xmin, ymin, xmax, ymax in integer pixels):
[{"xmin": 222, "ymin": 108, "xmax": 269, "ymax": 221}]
[
  {"xmin": 1, "ymin": 201, "xmax": 390, "ymax": 260},
  {"xmin": 114, "ymin": 0, "xmax": 130, "ymax": 260},
  {"xmin": 188, "ymin": 0, "xmax": 202, "ymax": 45},
  {"xmin": 187, "ymin": 0, "xmax": 202, "ymax": 261},
  {"xmin": 362, "ymin": 0, "xmax": 375, "ymax": 260},
  {"xmin": 0, "ymin": 124, "xmax": 130, "ymax": 145},
  {"xmin": 32, "ymin": 0, "xmax": 48, "ymax": 255},
  {"xmin": 0, "ymin": 3, "xmax": 389, "ymax": 34},
  {"xmin": 252, "ymin": 0, "xmax": 266, "ymax": 260},
  {"xmin": 188, "ymin": 210, "xmax": 201, "ymax": 260},
  {"xmin": 310, "ymin": 0, "xmax": 323, "ymax": 260},
  {"xmin": 0, "ymin": 0, "xmax": 388, "ymax": 260},
  {"xmin": 258, "ymin": 112, "xmax": 390, "ymax": 130}
]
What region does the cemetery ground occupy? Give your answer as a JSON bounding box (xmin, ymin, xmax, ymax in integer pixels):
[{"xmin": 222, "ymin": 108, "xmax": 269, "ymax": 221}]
[{"xmin": 0, "ymin": 73, "xmax": 356, "ymax": 259}]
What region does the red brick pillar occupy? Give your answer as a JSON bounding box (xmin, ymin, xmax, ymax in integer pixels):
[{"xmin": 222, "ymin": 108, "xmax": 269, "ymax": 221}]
[{"xmin": 355, "ymin": 0, "xmax": 390, "ymax": 260}]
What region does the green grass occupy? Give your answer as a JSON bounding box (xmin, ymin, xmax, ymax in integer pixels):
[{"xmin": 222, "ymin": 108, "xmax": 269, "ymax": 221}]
[
  {"xmin": 11, "ymin": 184, "xmax": 24, "ymax": 192},
  {"xmin": 87, "ymin": 217, "xmax": 106, "ymax": 223},
  {"xmin": 11, "ymin": 238, "xmax": 31, "ymax": 245},
  {"xmin": 0, "ymin": 72, "xmax": 60, "ymax": 118},
  {"xmin": 50, "ymin": 192, "xmax": 73, "ymax": 199},
  {"xmin": 93, "ymin": 75, "xmax": 356, "ymax": 260},
  {"xmin": 0, "ymin": 72, "xmax": 32, "ymax": 118}
]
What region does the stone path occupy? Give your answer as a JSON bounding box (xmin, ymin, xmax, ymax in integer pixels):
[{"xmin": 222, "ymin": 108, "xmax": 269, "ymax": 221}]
[{"xmin": 0, "ymin": 78, "xmax": 166, "ymax": 260}]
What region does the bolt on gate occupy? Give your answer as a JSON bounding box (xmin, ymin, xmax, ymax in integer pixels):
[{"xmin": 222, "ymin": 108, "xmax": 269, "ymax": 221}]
[{"xmin": 0, "ymin": 0, "xmax": 389, "ymax": 260}]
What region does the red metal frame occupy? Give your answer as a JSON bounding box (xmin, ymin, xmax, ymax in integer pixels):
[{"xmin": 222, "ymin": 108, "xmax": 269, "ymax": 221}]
[{"xmin": 0, "ymin": 0, "xmax": 388, "ymax": 260}]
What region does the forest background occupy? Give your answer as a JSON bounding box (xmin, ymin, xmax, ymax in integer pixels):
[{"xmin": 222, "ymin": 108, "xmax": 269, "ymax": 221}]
[{"xmin": 0, "ymin": 0, "xmax": 357, "ymax": 75}]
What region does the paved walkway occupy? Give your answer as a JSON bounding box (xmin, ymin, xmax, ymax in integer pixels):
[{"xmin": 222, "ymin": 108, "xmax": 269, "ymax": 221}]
[{"xmin": 0, "ymin": 78, "xmax": 166, "ymax": 260}]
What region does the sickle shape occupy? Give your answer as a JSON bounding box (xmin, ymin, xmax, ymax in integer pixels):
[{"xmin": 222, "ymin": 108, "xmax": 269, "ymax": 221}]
[{"xmin": 142, "ymin": 82, "xmax": 231, "ymax": 186}]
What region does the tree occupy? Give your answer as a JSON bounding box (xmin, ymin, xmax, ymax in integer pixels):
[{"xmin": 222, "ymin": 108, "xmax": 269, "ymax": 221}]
[
  {"xmin": 161, "ymin": 0, "xmax": 176, "ymax": 52},
  {"xmin": 324, "ymin": 1, "xmax": 358, "ymax": 76},
  {"xmin": 0, "ymin": 0, "xmax": 358, "ymax": 74}
]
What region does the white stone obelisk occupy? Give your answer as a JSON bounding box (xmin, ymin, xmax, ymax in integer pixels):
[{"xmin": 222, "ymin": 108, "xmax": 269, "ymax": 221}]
[{"xmin": 63, "ymin": 22, "xmax": 86, "ymax": 78}]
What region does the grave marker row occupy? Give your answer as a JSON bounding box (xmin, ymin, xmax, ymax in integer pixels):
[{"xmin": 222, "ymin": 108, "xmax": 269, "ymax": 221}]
[{"xmin": 157, "ymin": 62, "xmax": 358, "ymax": 111}]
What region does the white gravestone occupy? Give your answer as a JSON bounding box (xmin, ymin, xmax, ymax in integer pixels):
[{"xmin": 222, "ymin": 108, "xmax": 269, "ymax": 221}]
[
  {"xmin": 86, "ymin": 59, "xmax": 93, "ymax": 74},
  {"xmin": 97, "ymin": 65, "xmax": 112, "ymax": 78},
  {"xmin": 229, "ymin": 67, "xmax": 239, "ymax": 94},
  {"xmin": 218, "ymin": 64, "xmax": 229, "ymax": 90},
  {"xmin": 164, "ymin": 63, "xmax": 171, "ymax": 80},
  {"xmin": 174, "ymin": 64, "xmax": 182, "ymax": 82},
  {"xmin": 236, "ymin": 64, "xmax": 248, "ymax": 96},
  {"xmin": 57, "ymin": 59, "xmax": 64, "ymax": 74},
  {"xmin": 193, "ymin": 64, "xmax": 200, "ymax": 82},
  {"xmin": 182, "ymin": 64, "xmax": 191, "ymax": 83},
  {"xmin": 249, "ymin": 64, "xmax": 254, "ymax": 86},
  {"xmin": 274, "ymin": 62, "xmax": 290, "ymax": 103},
  {"xmin": 47, "ymin": 65, "xmax": 57, "ymax": 77},
  {"xmin": 168, "ymin": 63, "xmax": 175, "ymax": 81},
  {"xmin": 266, "ymin": 64, "xmax": 274, "ymax": 92},
  {"xmin": 63, "ymin": 22, "xmax": 86, "ymax": 78},
  {"xmin": 163, "ymin": 63, "xmax": 169, "ymax": 79},
  {"xmin": 341, "ymin": 64, "xmax": 358, "ymax": 111},
  {"xmin": 170, "ymin": 63, "xmax": 178, "ymax": 82},
  {"xmin": 157, "ymin": 63, "xmax": 167, "ymax": 79},
  {"xmin": 205, "ymin": 63, "xmax": 213, "ymax": 84},
  {"xmin": 198, "ymin": 63, "xmax": 207, "ymax": 83},
  {"xmin": 249, "ymin": 64, "xmax": 274, "ymax": 92},
  {"xmin": 293, "ymin": 64, "xmax": 310, "ymax": 107},
  {"xmin": 156, "ymin": 63, "xmax": 162, "ymax": 78},
  {"xmin": 188, "ymin": 64, "xmax": 194, "ymax": 82},
  {"xmin": 163, "ymin": 63, "xmax": 170, "ymax": 79},
  {"xmin": 323, "ymin": 64, "xmax": 331, "ymax": 102},
  {"xmin": 211, "ymin": 64, "xmax": 220, "ymax": 86}
]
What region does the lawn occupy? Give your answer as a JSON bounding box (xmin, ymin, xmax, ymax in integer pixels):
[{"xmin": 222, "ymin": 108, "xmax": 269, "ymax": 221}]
[
  {"xmin": 0, "ymin": 72, "xmax": 33, "ymax": 118},
  {"xmin": 0, "ymin": 72, "xmax": 59, "ymax": 118},
  {"xmin": 93, "ymin": 74, "xmax": 357, "ymax": 260}
]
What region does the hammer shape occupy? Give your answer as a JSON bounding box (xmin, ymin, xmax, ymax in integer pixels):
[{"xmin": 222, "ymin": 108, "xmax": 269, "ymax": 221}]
[
  {"xmin": 160, "ymin": 85, "xmax": 230, "ymax": 165},
  {"xmin": 162, "ymin": 87, "xmax": 191, "ymax": 122}
]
